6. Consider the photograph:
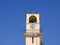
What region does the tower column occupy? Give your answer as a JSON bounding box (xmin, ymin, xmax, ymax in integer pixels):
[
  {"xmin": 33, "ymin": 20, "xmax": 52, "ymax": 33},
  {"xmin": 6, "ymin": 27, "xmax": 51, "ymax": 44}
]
[{"xmin": 24, "ymin": 13, "xmax": 42, "ymax": 45}]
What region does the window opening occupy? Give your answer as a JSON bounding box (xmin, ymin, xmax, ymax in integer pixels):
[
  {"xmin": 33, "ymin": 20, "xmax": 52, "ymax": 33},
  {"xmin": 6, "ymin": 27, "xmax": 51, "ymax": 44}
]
[{"xmin": 29, "ymin": 15, "xmax": 37, "ymax": 23}]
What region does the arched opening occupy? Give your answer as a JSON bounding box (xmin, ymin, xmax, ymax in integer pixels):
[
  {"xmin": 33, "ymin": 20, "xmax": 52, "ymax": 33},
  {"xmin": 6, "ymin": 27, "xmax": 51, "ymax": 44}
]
[{"xmin": 29, "ymin": 15, "xmax": 37, "ymax": 23}]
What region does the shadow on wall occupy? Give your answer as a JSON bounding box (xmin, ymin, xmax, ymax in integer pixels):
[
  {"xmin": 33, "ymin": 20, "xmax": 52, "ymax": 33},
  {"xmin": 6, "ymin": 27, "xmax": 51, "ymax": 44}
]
[{"xmin": 40, "ymin": 41, "xmax": 44, "ymax": 45}]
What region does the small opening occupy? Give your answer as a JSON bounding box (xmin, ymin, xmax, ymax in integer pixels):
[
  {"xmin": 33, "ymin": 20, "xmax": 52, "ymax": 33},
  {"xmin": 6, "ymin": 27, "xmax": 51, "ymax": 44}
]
[
  {"xmin": 29, "ymin": 15, "xmax": 37, "ymax": 23},
  {"xmin": 32, "ymin": 37, "xmax": 34, "ymax": 43}
]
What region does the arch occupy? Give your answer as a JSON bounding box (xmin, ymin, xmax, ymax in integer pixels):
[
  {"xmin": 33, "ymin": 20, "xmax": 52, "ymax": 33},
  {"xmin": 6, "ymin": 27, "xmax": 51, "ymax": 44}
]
[{"xmin": 29, "ymin": 15, "xmax": 37, "ymax": 23}]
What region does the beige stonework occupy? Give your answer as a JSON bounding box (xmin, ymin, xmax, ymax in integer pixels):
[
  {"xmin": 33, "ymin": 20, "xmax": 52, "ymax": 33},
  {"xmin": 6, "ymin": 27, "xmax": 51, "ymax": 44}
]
[
  {"xmin": 26, "ymin": 37, "xmax": 40, "ymax": 45},
  {"xmin": 26, "ymin": 13, "xmax": 40, "ymax": 33},
  {"xmin": 24, "ymin": 13, "xmax": 42, "ymax": 45},
  {"xmin": 26, "ymin": 13, "xmax": 40, "ymax": 23}
]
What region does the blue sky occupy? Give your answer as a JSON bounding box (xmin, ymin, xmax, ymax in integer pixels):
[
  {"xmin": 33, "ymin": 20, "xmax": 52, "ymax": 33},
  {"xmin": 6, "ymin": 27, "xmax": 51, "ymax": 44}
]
[{"xmin": 0, "ymin": 0, "xmax": 60, "ymax": 45}]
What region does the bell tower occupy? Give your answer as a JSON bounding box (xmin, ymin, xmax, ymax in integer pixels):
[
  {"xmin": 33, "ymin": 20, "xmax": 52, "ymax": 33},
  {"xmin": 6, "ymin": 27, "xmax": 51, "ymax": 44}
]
[{"xmin": 24, "ymin": 13, "xmax": 42, "ymax": 45}]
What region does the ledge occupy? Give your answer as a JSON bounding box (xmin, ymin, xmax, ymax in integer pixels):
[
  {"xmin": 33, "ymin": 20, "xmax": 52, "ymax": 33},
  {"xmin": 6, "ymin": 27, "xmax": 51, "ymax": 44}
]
[
  {"xmin": 24, "ymin": 33, "xmax": 42, "ymax": 41},
  {"xmin": 24, "ymin": 33, "xmax": 42, "ymax": 37}
]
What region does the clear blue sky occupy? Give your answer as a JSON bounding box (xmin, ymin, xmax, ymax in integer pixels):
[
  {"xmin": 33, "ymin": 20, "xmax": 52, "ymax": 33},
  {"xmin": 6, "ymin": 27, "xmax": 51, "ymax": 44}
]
[{"xmin": 0, "ymin": 0, "xmax": 60, "ymax": 45}]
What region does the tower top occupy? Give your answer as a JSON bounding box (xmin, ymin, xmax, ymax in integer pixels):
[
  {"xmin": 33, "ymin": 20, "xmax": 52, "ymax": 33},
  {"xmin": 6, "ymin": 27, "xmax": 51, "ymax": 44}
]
[
  {"xmin": 26, "ymin": 13, "xmax": 40, "ymax": 33},
  {"xmin": 26, "ymin": 13, "xmax": 40, "ymax": 24}
]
